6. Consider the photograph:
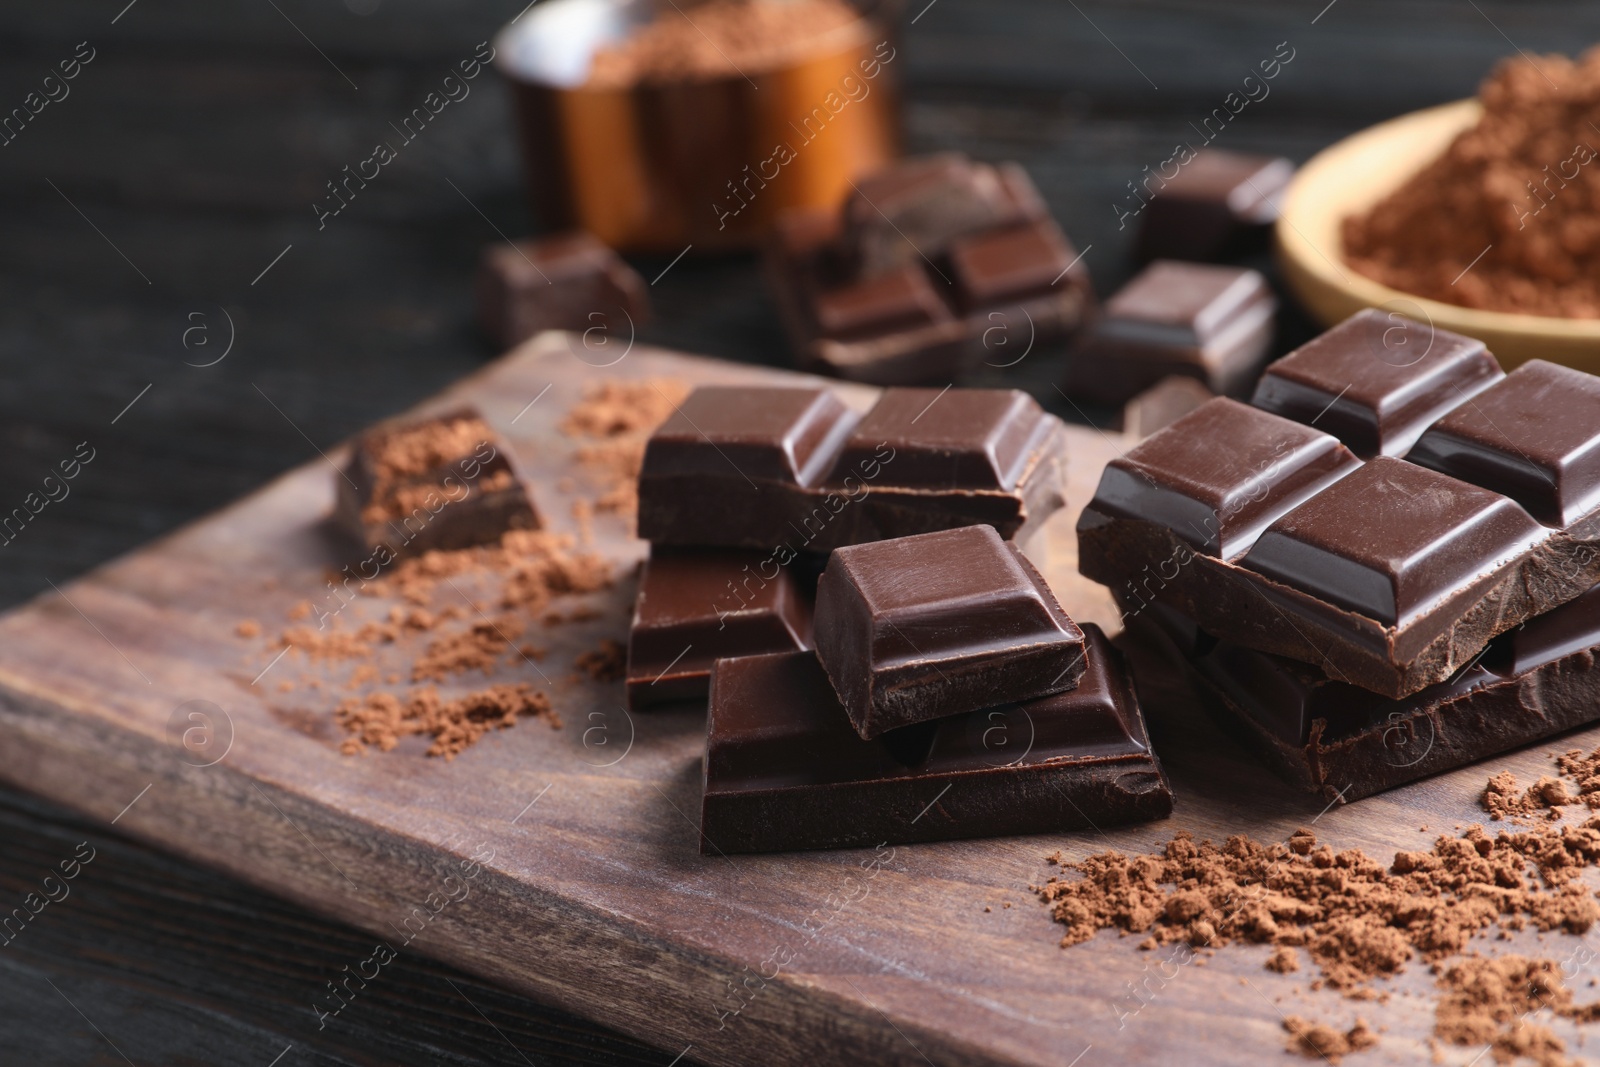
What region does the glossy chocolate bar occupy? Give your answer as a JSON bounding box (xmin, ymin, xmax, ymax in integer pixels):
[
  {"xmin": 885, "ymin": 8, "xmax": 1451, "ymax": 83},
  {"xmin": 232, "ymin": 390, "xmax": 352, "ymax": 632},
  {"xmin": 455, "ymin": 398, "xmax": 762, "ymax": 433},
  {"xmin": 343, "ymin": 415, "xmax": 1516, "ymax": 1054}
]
[
  {"xmin": 700, "ymin": 626, "xmax": 1172, "ymax": 853},
  {"xmin": 475, "ymin": 231, "xmax": 650, "ymax": 351},
  {"xmin": 336, "ymin": 407, "xmax": 539, "ymax": 555},
  {"xmin": 637, "ymin": 385, "xmax": 1067, "ymax": 551},
  {"xmin": 626, "ymin": 548, "xmax": 813, "ymax": 710},
  {"xmin": 766, "ymin": 154, "xmax": 1093, "ymax": 385},
  {"xmin": 1134, "ymin": 149, "xmax": 1294, "ymax": 263},
  {"xmin": 814, "ymin": 526, "xmax": 1086, "ymax": 738},
  {"xmin": 1128, "ymin": 587, "xmax": 1600, "ymax": 803},
  {"xmin": 1079, "ymin": 314, "xmax": 1600, "ymax": 698},
  {"xmin": 1063, "ymin": 261, "xmax": 1275, "ymax": 406}
]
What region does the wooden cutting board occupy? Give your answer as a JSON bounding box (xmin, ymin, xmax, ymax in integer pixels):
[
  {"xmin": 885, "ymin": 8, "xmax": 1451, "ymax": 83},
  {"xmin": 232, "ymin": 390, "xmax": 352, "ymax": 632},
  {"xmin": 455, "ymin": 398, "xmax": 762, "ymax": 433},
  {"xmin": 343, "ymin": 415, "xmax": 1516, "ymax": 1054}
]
[{"xmin": 0, "ymin": 333, "xmax": 1590, "ymax": 1067}]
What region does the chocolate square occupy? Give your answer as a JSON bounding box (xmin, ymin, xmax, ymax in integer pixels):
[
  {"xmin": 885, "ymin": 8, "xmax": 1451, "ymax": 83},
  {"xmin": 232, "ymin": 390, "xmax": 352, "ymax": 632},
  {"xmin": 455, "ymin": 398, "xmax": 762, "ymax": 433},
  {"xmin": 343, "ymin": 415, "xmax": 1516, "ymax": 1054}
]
[
  {"xmin": 811, "ymin": 264, "xmax": 952, "ymax": 339},
  {"xmin": 1063, "ymin": 261, "xmax": 1275, "ymax": 405},
  {"xmin": 626, "ymin": 548, "xmax": 812, "ymax": 710},
  {"xmin": 336, "ymin": 407, "xmax": 539, "ymax": 555},
  {"xmin": 1134, "ymin": 149, "xmax": 1294, "ymax": 263},
  {"xmin": 1088, "ymin": 398, "xmax": 1360, "ymax": 560},
  {"xmin": 842, "ymin": 154, "xmax": 1024, "ymax": 275},
  {"xmin": 699, "ymin": 626, "xmax": 1172, "ymax": 853},
  {"xmin": 948, "ymin": 220, "xmax": 1074, "ymax": 311},
  {"xmin": 1239, "ymin": 456, "xmax": 1545, "ymax": 627},
  {"xmin": 641, "ymin": 386, "xmax": 857, "ymax": 487},
  {"xmin": 476, "ymin": 231, "xmax": 650, "ymax": 351},
  {"xmin": 1407, "ymin": 360, "xmax": 1600, "ymax": 527},
  {"xmin": 814, "ymin": 525, "xmax": 1086, "ymax": 737},
  {"xmin": 1252, "ymin": 308, "xmax": 1504, "ymax": 458}
]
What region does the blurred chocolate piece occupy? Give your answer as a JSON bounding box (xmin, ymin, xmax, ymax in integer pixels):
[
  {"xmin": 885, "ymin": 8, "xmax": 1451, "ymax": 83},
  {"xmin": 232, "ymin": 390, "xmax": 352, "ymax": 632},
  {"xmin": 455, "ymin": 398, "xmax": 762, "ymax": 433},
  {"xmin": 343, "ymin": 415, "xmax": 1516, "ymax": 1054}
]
[
  {"xmin": 637, "ymin": 385, "xmax": 1068, "ymax": 550},
  {"xmin": 1063, "ymin": 261, "xmax": 1275, "ymax": 406},
  {"xmin": 1127, "ymin": 587, "xmax": 1600, "ymax": 803},
  {"xmin": 476, "ymin": 231, "xmax": 650, "ymax": 350},
  {"xmin": 814, "ymin": 526, "xmax": 1086, "ymax": 738},
  {"xmin": 699, "ymin": 627, "xmax": 1172, "ymax": 853},
  {"xmin": 767, "ymin": 154, "xmax": 1094, "ymax": 385},
  {"xmin": 337, "ymin": 407, "xmax": 539, "ymax": 555},
  {"xmin": 626, "ymin": 548, "xmax": 813, "ymax": 710},
  {"xmin": 1119, "ymin": 375, "xmax": 1215, "ymax": 438},
  {"xmin": 1134, "ymin": 149, "xmax": 1294, "ymax": 263},
  {"xmin": 1252, "ymin": 308, "xmax": 1503, "ymax": 458}
]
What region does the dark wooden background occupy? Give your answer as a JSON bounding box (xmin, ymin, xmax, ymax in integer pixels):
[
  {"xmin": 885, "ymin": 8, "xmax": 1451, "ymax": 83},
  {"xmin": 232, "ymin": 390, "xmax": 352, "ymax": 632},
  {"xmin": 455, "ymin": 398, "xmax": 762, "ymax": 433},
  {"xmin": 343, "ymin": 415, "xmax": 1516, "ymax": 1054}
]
[{"xmin": 0, "ymin": 1, "xmax": 1593, "ymax": 1063}]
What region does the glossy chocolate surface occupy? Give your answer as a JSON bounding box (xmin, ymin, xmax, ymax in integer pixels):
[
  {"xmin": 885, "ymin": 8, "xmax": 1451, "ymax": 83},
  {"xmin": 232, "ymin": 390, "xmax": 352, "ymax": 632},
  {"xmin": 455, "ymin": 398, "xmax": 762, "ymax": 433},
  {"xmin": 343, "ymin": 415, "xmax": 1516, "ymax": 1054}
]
[
  {"xmin": 766, "ymin": 153, "xmax": 1094, "ymax": 386},
  {"xmin": 1063, "ymin": 261, "xmax": 1275, "ymax": 405},
  {"xmin": 1134, "ymin": 149, "xmax": 1294, "ymax": 263},
  {"xmin": 814, "ymin": 526, "xmax": 1086, "ymax": 737},
  {"xmin": 1251, "ymin": 309, "xmax": 1503, "ymax": 458},
  {"xmin": 638, "ymin": 385, "xmax": 1068, "ymax": 550},
  {"xmin": 626, "ymin": 548, "xmax": 813, "ymax": 710},
  {"xmin": 1407, "ymin": 360, "xmax": 1600, "ymax": 527},
  {"xmin": 700, "ymin": 626, "xmax": 1172, "ymax": 853}
]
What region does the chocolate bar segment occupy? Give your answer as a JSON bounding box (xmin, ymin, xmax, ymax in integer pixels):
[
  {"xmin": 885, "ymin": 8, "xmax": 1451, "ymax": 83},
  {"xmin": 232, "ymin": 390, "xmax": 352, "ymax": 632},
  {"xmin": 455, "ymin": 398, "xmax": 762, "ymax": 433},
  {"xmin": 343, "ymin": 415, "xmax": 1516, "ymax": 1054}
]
[
  {"xmin": 1134, "ymin": 149, "xmax": 1294, "ymax": 263},
  {"xmin": 336, "ymin": 407, "xmax": 539, "ymax": 555},
  {"xmin": 1407, "ymin": 360, "xmax": 1600, "ymax": 527},
  {"xmin": 476, "ymin": 231, "xmax": 650, "ymax": 351},
  {"xmin": 638, "ymin": 385, "xmax": 1068, "ymax": 550},
  {"xmin": 766, "ymin": 154, "xmax": 1094, "ymax": 385},
  {"xmin": 700, "ymin": 626, "xmax": 1172, "ymax": 853},
  {"xmin": 814, "ymin": 526, "xmax": 1086, "ymax": 738},
  {"xmin": 1251, "ymin": 309, "xmax": 1504, "ymax": 458},
  {"xmin": 626, "ymin": 548, "xmax": 813, "ymax": 710},
  {"xmin": 1063, "ymin": 261, "xmax": 1276, "ymax": 405},
  {"xmin": 1128, "ymin": 587, "xmax": 1600, "ymax": 803}
]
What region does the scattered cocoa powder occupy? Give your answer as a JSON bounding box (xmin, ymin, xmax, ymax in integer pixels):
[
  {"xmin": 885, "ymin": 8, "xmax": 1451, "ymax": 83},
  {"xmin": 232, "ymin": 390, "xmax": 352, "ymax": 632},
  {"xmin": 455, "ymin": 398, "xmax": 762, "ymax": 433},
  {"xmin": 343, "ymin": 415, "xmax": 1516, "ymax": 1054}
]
[
  {"xmin": 584, "ymin": 0, "xmax": 867, "ymax": 88},
  {"xmin": 236, "ymin": 619, "xmax": 261, "ymax": 638},
  {"xmin": 1281, "ymin": 1015, "xmax": 1377, "ymax": 1063},
  {"xmin": 335, "ymin": 684, "xmax": 561, "ymax": 759},
  {"xmin": 576, "ymin": 639, "xmax": 627, "ymax": 683},
  {"xmin": 411, "ymin": 616, "xmax": 524, "ymax": 682},
  {"xmin": 1040, "ymin": 744, "xmax": 1600, "ymax": 1062},
  {"xmin": 1344, "ymin": 48, "xmax": 1600, "ymax": 318},
  {"xmin": 558, "ymin": 380, "xmax": 688, "ymax": 518}
]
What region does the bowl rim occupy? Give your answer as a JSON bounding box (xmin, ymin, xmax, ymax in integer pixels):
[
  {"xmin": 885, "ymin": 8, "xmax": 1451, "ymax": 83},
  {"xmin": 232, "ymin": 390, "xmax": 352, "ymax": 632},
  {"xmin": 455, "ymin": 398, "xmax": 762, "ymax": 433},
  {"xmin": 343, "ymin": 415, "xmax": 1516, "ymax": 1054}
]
[{"xmin": 1275, "ymin": 96, "xmax": 1600, "ymax": 342}]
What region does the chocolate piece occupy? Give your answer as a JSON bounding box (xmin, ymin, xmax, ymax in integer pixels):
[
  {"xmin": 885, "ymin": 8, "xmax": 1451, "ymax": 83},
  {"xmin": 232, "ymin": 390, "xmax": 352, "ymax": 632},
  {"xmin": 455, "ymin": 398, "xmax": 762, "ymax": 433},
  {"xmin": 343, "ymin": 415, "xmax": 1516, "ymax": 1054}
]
[
  {"xmin": 1062, "ymin": 261, "xmax": 1276, "ymax": 406},
  {"xmin": 766, "ymin": 155, "xmax": 1094, "ymax": 385},
  {"xmin": 700, "ymin": 626, "xmax": 1172, "ymax": 853},
  {"xmin": 1119, "ymin": 375, "xmax": 1215, "ymax": 438},
  {"xmin": 626, "ymin": 548, "xmax": 813, "ymax": 710},
  {"xmin": 1081, "ymin": 398, "xmax": 1577, "ymax": 697},
  {"xmin": 1128, "ymin": 587, "xmax": 1600, "ymax": 803},
  {"xmin": 1407, "ymin": 360, "xmax": 1600, "ymax": 526},
  {"xmin": 476, "ymin": 231, "xmax": 650, "ymax": 351},
  {"xmin": 336, "ymin": 407, "xmax": 539, "ymax": 555},
  {"xmin": 637, "ymin": 385, "xmax": 1068, "ymax": 550},
  {"xmin": 1134, "ymin": 149, "xmax": 1294, "ymax": 263},
  {"xmin": 814, "ymin": 526, "xmax": 1086, "ymax": 738},
  {"xmin": 1252, "ymin": 309, "xmax": 1504, "ymax": 457}
]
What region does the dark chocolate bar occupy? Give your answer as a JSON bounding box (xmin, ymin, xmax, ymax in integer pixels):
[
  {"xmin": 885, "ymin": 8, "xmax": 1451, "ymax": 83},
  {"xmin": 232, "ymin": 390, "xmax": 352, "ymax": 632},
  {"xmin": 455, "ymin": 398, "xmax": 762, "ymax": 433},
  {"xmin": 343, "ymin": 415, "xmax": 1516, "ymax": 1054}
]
[
  {"xmin": 626, "ymin": 548, "xmax": 813, "ymax": 710},
  {"xmin": 1133, "ymin": 149, "xmax": 1294, "ymax": 263},
  {"xmin": 814, "ymin": 525, "xmax": 1085, "ymax": 738},
  {"xmin": 476, "ymin": 231, "xmax": 650, "ymax": 351},
  {"xmin": 1127, "ymin": 587, "xmax": 1600, "ymax": 803},
  {"xmin": 700, "ymin": 626, "xmax": 1172, "ymax": 853},
  {"xmin": 1062, "ymin": 261, "xmax": 1275, "ymax": 406},
  {"xmin": 1079, "ymin": 317, "xmax": 1600, "ymax": 698},
  {"xmin": 336, "ymin": 408, "xmax": 539, "ymax": 555},
  {"xmin": 766, "ymin": 154, "xmax": 1093, "ymax": 385},
  {"xmin": 637, "ymin": 385, "xmax": 1067, "ymax": 551}
]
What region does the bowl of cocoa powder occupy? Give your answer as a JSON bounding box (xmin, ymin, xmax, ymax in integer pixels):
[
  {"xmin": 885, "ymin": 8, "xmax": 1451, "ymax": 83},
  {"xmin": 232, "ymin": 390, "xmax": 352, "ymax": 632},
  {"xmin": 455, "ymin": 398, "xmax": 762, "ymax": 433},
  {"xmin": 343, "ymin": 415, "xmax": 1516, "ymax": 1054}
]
[
  {"xmin": 494, "ymin": 0, "xmax": 901, "ymax": 253},
  {"xmin": 1277, "ymin": 47, "xmax": 1600, "ymax": 369}
]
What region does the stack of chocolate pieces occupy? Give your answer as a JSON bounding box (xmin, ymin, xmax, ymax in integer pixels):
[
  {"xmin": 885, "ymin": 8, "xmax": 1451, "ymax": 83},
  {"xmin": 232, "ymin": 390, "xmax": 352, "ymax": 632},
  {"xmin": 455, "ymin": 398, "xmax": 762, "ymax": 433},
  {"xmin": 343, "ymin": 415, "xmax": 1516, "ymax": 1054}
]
[
  {"xmin": 624, "ymin": 382, "xmax": 1174, "ymax": 851},
  {"xmin": 1077, "ymin": 308, "xmax": 1600, "ymax": 802},
  {"xmin": 765, "ymin": 153, "xmax": 1094, "ymax": 385}
]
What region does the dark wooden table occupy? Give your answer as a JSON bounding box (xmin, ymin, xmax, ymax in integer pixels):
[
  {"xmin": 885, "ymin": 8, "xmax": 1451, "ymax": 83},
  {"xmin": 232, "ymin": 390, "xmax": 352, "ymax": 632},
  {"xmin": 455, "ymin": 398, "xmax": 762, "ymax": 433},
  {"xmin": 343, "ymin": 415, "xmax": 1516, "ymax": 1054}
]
[{"xmin": 0, "ymin": 2, "xmax": 1591, "ymax": 1063}]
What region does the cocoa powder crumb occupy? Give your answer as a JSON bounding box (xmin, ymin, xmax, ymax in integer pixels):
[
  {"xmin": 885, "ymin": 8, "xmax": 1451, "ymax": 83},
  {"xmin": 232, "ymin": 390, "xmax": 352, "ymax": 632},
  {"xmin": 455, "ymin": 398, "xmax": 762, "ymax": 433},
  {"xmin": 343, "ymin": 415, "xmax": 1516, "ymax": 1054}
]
[
  {"xmin": 236, "ymin": 619, "xmax": 261, "ymax": 638},
  {"xmin": 576, "ymin": 639, "xmax": 627, "ymax": 683},
  {"xmin": 1434, "ymin": 955, "xmax": 1600, "ymax": 1067},
  {"xmin": 1282, "ymin": 1016, "xmax": 1377, "ymax": 1063},
  {"xmin": 335, "ymin": 684, "xmax": 561, "ymax": 759},
  {"xmin": 559, "ymin": 380, "xmax": 688, "ymax": 519}
]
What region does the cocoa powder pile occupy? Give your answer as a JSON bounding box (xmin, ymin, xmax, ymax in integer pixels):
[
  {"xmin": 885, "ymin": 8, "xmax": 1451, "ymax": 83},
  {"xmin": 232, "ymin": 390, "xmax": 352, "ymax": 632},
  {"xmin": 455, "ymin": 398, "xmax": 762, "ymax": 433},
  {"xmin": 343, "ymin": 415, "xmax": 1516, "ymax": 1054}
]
[
  {"xmin": 585, "ymin": 0, "xmax": 866, "ymax": 88},
  {"xmin": 559, "ymin": 379, "xmax": 688, "ymax": 518},
  {"xmin": 335, "ymin": 684, "xmax": 561, "ymax": 759},
  {"xmin": 1040, "ymin": 747, "xmax": 1600, "ymax": 1062},
  {"xmin": 1343, "ymin": 48, "xmax": 1600, "ymax": 317}
]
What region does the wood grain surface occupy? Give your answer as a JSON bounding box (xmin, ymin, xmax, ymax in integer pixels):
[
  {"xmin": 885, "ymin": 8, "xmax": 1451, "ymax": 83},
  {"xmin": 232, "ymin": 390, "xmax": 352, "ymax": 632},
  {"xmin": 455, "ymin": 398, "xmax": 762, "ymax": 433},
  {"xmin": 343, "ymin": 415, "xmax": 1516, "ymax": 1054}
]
[{"xmin": 1, "ymin": 334, "xmax": 1597, "ymax": 1067}]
